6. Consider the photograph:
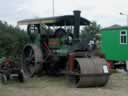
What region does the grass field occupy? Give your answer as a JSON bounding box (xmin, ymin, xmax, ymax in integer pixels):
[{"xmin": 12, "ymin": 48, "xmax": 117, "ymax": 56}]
[{"xmin": 0, "ymin": 73, "xmax": 128, "ymax": 96}]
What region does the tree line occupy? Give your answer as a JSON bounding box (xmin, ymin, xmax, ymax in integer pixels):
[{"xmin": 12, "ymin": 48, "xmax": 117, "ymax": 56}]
[{"xmin": 0, "ymin": 21, "xmax": 28, "ymax": 58}]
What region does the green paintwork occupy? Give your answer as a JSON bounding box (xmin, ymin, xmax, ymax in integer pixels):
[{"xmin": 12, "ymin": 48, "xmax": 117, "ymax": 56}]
[
  {"xmin": 55, "ymin": 48, "xmax": 69, "ymax": 56},
  {"xmin": 29, "ymin": 33, "xmax": 41, "ymax": 46},
  {"xmin": 29, "ymin": 32, "xmax": 69, "ymax": 56},
  {"xmin": 49, "ymin": 38, "xmax": 69, "ymax": 56},
  {"xmin": 101, "ymin": 27, "xmax": 128, "ymax": 61}
]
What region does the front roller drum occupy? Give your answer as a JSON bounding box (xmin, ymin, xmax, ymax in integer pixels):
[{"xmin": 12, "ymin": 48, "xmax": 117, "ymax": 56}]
[{"xmin": 68, "ymin": 57, "xmax": 110, "ymax": 88}]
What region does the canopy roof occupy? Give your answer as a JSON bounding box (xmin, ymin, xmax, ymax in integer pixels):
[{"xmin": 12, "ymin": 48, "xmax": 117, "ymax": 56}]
[{"xmin": 17, "ymin": 15, "xmax": 90, "ymax": 26}]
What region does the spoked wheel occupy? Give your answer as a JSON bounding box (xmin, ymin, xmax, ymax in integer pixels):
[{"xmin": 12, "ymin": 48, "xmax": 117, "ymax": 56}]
[
  {"xmin": 1, "ymin": 74, "xmax": 8, "ymax": 84},
  {"xmin": 23, "ymin": 44, "xmax": 43, "ymax": 78}
]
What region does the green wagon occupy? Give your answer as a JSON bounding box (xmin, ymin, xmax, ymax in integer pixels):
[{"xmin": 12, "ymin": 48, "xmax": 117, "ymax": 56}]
[{"xmin": 101, "ymin": 25, "xmax": 128, "ymax": 71}]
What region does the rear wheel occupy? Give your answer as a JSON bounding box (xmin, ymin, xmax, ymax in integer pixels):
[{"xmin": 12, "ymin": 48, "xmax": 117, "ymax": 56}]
[{"xmin": 23, "ymin": 44, "xmax": 43, "ymax": 78}]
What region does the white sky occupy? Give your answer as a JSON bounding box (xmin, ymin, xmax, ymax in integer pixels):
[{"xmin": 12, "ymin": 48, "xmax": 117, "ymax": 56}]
[{"xmin": 0, "ymin": 0, "xmax": 128, "ymax": 27}]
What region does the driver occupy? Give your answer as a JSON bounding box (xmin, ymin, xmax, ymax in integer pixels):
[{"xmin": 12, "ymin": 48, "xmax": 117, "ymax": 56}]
[{"xmin": 54, "ymin": 28, "xmax": 66, "ymax": 38}]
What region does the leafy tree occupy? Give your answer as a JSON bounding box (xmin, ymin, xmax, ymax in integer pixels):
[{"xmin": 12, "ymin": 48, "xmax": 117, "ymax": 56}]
[
  {"xmin": 0, "ymin": 20, "xmax": 29, "ymax": 58},
  {"xmin": 80, "ymin": 21, "xmax": 101, "ymax": 40}
]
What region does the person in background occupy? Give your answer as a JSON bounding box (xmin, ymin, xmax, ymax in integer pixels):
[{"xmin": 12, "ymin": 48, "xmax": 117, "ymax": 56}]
[{"xmin": 88, "ymin": 39, "xmax": 95, "ymax": 51}]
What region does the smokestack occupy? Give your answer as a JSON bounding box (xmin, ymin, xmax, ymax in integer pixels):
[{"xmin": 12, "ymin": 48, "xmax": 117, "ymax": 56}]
[{"xmin": 73, "ymin": 10, "xmax": 81, "ymax": 40}]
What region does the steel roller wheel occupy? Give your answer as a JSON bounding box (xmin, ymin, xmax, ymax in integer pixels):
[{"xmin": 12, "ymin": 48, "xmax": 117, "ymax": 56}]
[
  {"xmin": 67, "ymin": 57, "xmax": 110, "ymax": 88},
  {"xmin": 23, "ymin": 44, "xmax": 43, "ymax": 78}
]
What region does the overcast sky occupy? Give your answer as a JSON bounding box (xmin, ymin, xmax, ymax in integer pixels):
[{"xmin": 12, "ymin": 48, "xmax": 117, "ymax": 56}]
[{"xmin": 0, "ymin": 0, "xmax": 128, "ymax": 27}]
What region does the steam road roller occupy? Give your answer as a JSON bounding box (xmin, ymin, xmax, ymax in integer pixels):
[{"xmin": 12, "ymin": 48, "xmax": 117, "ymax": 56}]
[{"xmin": 17, "ymin": 10, "xmax": 110, "ymax": 88}]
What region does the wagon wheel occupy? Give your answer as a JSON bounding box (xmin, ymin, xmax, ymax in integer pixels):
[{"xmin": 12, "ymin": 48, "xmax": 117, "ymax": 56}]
[
  {"xmin": 124, "ymin": 61, "xmax": 128, "ymax": 72},
  {"xmin": 23, "ymin": 44, "xmax": 43, "ymax": 78}
]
